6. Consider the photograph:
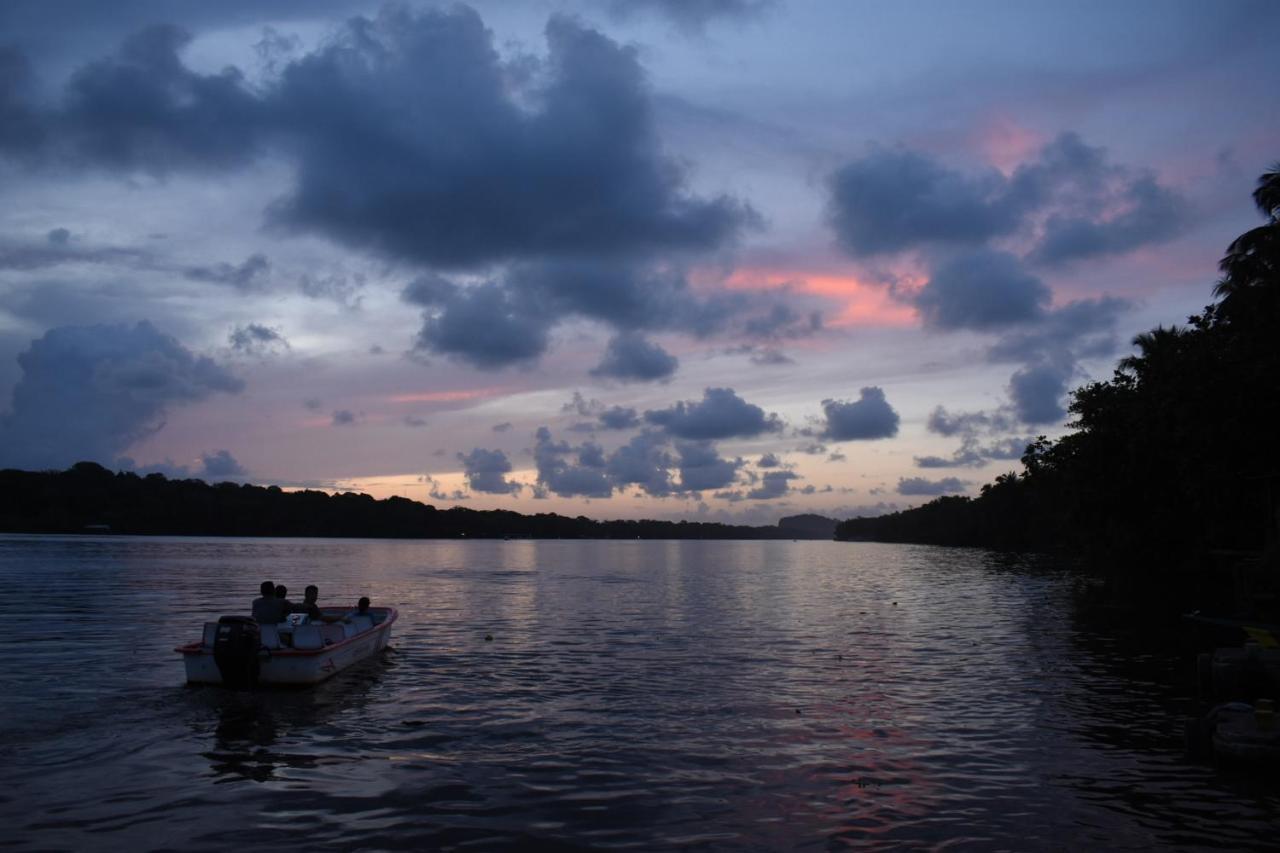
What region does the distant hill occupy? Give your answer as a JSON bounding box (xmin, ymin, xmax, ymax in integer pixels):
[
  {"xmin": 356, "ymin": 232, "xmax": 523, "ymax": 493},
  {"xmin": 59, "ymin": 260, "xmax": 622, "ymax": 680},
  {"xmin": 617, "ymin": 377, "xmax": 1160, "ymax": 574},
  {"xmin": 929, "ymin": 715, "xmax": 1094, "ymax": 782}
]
[
  {"xmin": 777, "ymin": 514, "xmax": 837, "ymax": 539},
  {"xmin": 0, "ymin": 462, "xmax": 810, "ymax": 541}
]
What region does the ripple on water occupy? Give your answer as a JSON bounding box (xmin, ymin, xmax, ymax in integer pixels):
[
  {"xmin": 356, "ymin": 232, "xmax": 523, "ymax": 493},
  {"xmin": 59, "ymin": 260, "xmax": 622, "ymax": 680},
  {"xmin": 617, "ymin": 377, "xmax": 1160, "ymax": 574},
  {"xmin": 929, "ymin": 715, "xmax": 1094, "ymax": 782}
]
[{"xmin": 0, "ymin": 536, "xmax": 1277, "ymax": 850}]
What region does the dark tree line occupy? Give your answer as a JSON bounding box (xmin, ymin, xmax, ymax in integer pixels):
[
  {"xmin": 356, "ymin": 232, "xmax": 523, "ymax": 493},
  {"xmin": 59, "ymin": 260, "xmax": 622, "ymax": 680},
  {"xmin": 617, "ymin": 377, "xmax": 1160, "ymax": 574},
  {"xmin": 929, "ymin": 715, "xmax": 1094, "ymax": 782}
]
[
  {"xmin": 0, "ymin": 463, "xmax": 834, "ymax": 540},
  {"xmin": 838, "ymin": 166, "xmax": 1280, "ymax": 571}
]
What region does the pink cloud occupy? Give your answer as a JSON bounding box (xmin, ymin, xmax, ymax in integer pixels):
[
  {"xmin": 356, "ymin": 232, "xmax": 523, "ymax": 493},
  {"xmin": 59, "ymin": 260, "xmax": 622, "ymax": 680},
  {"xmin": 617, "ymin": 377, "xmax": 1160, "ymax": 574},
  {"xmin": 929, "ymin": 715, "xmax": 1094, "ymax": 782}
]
[
  {"xmin": 724, "ymin": 267, "xmax": 918, "ymax": 328},
  {"xmin": 387, "ymin": 387, "xmax": 508, "ymax": 404}
]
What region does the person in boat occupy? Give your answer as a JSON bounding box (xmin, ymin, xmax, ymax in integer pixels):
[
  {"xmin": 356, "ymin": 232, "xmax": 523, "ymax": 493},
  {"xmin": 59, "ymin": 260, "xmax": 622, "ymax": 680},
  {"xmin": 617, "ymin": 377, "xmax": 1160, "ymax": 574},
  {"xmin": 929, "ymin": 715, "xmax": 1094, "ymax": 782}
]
[
  {"xmin": 344, "ymin": 596, "xmax": 371, "ymax": 621},
  {"xmin": 252, "ymin": 580, "xmax": 288, "ymax": 624},
  {"xmin": 295, "ymin": 585, "xmax": 341, "ymax": 623},
  {"xmin": 275, "ymin": 583, "xmax": 295, "ymax": 616}
]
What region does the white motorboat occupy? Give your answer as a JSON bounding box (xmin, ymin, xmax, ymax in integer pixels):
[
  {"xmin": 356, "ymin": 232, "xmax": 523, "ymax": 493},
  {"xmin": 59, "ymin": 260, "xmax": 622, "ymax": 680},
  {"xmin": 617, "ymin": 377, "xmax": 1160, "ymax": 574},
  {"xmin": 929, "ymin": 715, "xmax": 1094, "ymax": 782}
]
[{"xmin": 175, "ymin": 607, "xmax": 397, "ymax": 686}]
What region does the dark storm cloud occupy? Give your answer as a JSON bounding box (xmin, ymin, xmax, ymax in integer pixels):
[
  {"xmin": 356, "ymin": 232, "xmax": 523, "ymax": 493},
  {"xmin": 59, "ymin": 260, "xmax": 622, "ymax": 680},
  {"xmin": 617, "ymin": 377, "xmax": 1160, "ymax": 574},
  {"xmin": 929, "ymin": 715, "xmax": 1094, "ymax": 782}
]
[
  {"xmin": 228, "ymin": 323, "xmax": 288, "ymax": 356},
  {"xmin": 534, "ymin": 426, "xmax": 614, "ymax": 498},
  {"xmin": 747, "ymin": 469, "xmax": 798, "ymax": 500},
  {"xmin": 829, "ymin": 147, "xmax": 1021, "ymax": 257},
  {"xmin": 185, "ymin": 254, "xmax": 270, "ymax": 292},
  {"xmin": 0, "ymin": 46, "xmax": 46, "ymax": 156},
  {"xmin": 405, "ymin": 258, "xmax": 819, "ymax": 370},
  {"xmin": 820, "ymin": 386, "xmax": 899, "ymax": 441},
  {"xmin": 897, "ymin": 476, "xmax": 968, "ymax": 496},
  {"xmin": 915, "ymin": 250, "xmax": 1050, "ymax": 331},
  {"xmin": 1008, "ymin": 360, "xmax": 1075, "ymax": 425},
  {"xmin": 828, "ymin": 133, "xmax": 1184, "ymax": 263},
  {"xmin": 3, "ymin": 7, "xmax": 753, "ymax": 267},
  {"xmin": 0, "ymin": 321, "xmax": 242, "ymax": 470},
  {"xmin": 200, "ymin": 448, "xmax": 246, "ymax": 478},
  {"xmin": 410, "ymin": 281, "xmax": 551, "ymax": 369},
  {"xmin": 266, "ymin": 8, "xmax": 754, "ymax": 267},
  {"xmin": 675, "ymin": 441, "xmax": 742, "ymax": 492},
  {"xmin": 458, "ymin": 447, "xmax": 521, "ymax": 495},
  {"xmin": 61, "ymin": 25, "xmax": 262, "ymax": 173},
  {"xmin": 644, "ymin": 387, "xmax": 783, "ymax": 440},
  {"xmin": 605, "ymin": 431, "xmax": 673, "ymax": 496},
  {"xmin": 590, "ymin": 333, "xmax": 678, "ymax": 382}
]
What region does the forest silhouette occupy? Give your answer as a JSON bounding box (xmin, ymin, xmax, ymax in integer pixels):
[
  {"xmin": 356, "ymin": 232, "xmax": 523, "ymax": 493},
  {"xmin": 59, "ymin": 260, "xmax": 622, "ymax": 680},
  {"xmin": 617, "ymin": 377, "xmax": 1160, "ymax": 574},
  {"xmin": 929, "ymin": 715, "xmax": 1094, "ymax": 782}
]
[
  {"xmin": 837, "ymin": 166, "xmax": 1280, "ymax": 577},
  {"xmin": 0, "ymin": 461, "xmax": 833, "ymax": 540}
]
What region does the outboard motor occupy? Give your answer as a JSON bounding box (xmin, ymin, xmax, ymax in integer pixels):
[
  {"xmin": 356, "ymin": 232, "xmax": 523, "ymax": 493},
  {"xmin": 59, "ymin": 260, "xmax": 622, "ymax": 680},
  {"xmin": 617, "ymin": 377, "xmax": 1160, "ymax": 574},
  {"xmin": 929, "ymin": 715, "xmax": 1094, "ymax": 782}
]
[{"xmin": 213, "ymin": 616, "xmax": 261, "ymax": 689}]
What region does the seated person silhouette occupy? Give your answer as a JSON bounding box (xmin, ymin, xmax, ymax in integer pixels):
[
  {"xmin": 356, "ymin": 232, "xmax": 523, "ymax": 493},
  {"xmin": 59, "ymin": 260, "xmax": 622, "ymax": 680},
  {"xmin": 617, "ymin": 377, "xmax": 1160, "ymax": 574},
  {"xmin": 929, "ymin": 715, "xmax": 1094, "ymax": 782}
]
[{"xmin": 252, "ymin": 580, "xmax": 287, "ymax": 624}]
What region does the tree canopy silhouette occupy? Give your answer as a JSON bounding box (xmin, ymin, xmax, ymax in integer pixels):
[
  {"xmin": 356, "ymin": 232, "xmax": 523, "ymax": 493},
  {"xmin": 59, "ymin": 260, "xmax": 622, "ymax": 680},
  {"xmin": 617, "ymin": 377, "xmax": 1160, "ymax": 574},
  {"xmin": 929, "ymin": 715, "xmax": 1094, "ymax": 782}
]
[{"xmin": 837, "ymin": 164, "xmax": 1280, "ymax": 571}]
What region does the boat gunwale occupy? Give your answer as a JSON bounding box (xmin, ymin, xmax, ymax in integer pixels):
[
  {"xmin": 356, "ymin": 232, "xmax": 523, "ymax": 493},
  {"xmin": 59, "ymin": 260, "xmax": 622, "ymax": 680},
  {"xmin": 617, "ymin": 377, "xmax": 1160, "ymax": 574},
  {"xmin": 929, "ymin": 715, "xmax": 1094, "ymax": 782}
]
[{"xmin": 174, "ymin": 606, "xmax": 398, "ymax": 657}]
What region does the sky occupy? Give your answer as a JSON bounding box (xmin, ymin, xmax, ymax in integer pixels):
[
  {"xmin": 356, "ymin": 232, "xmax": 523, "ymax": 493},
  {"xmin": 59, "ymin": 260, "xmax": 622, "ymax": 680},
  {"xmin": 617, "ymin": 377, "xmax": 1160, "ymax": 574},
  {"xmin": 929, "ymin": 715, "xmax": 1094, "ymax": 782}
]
[{"xmin": 0, "ymin": 0, "xmax": 1277, "ymax": 524}]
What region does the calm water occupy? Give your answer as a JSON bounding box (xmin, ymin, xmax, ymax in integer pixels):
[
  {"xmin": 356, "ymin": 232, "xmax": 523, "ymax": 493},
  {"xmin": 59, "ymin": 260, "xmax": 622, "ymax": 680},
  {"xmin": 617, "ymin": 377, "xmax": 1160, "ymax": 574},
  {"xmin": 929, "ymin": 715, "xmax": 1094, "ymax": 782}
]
[{"xmin": 0, "ymin": 535, "xmax": 1276, "ymax": 851}]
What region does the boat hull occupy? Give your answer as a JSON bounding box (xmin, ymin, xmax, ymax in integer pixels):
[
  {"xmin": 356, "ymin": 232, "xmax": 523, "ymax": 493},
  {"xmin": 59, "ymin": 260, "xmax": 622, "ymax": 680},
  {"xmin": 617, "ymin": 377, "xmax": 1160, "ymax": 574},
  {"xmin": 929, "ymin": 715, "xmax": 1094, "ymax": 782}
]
[{"xmin": 177, "ymin": 607, "xmax": 396, "ymax": 686}]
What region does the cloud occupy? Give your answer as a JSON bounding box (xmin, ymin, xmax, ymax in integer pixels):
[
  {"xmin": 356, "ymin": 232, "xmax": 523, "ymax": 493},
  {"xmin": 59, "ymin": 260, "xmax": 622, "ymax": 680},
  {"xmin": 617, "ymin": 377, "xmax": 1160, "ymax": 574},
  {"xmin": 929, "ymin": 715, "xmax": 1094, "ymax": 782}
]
[
  {"xmin": 331, "ymin": 409, "xmax": 357, "ymax": 426},
  {"xmin": 185, "ymin": 254, "xmax": 270, "ymax": 292},
  {"xmin": 598, "ymin": 405, "xmax": 641, "ymax": 430},
  {"xmin": 675, "ymin": 440, "xmax": 742, "ymax": 491},
  {"xmin": 200, "ymin": 448, "xmax": 246, "ymax": 478},
  {"xmin": 915, "ymin": 250, "xmax": 1050, "ymax": 331},
  {"xmin": 742, "ymin": 303, "xmax": 823, "ymax": 339},
  {"xmin": 409, "ymin": 280, "xmax": 550, "ymax": 369},
  {"xmin": 926, "ymin": 405, "xmax": 1013, "ymax": 437},
  {"xmin": 59, "ymin": 25, "xmax": 262, "ymax": 173},
  {"xmin": 228, "ymin": 323, "xmax": 288, "ymax": 356},
  {"xmin": 609, "ymin": 0, "xmax": 773, "ymax": 29},
  {"xmin": 590, "ymin": 333, "xmax": 678, "ymax": 382},
  {"xmin": 2, "ymin": 8, "xmax": 755, "ymax": 262},
  {"xmin": 458, "ymin": 447, "xmax": 521, "ymax": 495},
  {"xmin": 605, "ymin": 430, "xmax": 673, "ymax": 496},
  {"xmin": 302, "ymin": 397, "xmax": 323, "ymax": 411},
  {"xmin": 1008, "ymin": 359, "xmax": 1075, "ymax": 425},
  {"xmin": 403, "ymin": 415, "xmax": 427, "ymax": 428},
  {"xmin": 918, "ymin": 405, "xmax": 1033, "ymax": 467},
  {"xmin": 645, "ymin": 387, "xmax": 782, "ymax": 440},
  {"xmin": 0, "ymin": 233, "xmax": 149, "ymax": 271},
  {"xmin": 0, "ymin": 321, "xmax": 242, "ymax": 470},
  {"xmin": 828, "ymin": 133, "xmax": 1185, "ymax": 263},
  {"xmin": 820, "ymin": 386, "xmax": 900, "ymax": 441},
  {"xmin": 266, "ymin": 9, "xmax": 753, "ymax": 267},
  {"xmin": 829, "ymin": 146, "xmax": 1021, "ymax": 257},
  {"xmin": 534, "ymin": 426, "xmax": 613, "ymax": 498},
  {"xmin": 757, "ymin": 452, "xmax": 782, "ymax": 468},
  {"xmin": 422, "ymin": 473, "xmax": 468, "ymax": 502},
  {"xmin": 986, "ymin": 295, "xmax": 1129, "ymax": 364},
  {"xmin": 491, "ymin": 421, "xmax": 513, "ymax": 433},
  {"xmin": 747, "ymin": 469, "xmax": 798, "ymax": 500},
  {"xmin": 897, "ymin": 476, "xmax": 968, "ymax": 496}
]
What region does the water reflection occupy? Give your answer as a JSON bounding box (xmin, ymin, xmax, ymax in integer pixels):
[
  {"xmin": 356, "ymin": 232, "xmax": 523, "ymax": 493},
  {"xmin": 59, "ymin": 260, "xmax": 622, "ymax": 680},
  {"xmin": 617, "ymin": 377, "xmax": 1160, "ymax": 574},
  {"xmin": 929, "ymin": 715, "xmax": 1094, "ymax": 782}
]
[
  {"xmin": 2, "ymin": 536, "xmax": 1279, "ymax": 850},
  {"xmin": 195, "ymin": 653, "xmax": 393, "ymax": 784}
]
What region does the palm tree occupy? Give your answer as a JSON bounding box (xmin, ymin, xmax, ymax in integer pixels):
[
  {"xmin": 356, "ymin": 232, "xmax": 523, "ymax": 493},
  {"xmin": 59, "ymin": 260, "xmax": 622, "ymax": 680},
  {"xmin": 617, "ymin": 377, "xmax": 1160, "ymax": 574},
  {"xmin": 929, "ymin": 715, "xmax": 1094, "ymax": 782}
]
[
  {"xmin": 1119, "ymin": 324, "xmax": 1185, "ymax": 379},
  {"xmin": 1215, "ymin": 164, "xmax": 1280, "ymax": 309}
]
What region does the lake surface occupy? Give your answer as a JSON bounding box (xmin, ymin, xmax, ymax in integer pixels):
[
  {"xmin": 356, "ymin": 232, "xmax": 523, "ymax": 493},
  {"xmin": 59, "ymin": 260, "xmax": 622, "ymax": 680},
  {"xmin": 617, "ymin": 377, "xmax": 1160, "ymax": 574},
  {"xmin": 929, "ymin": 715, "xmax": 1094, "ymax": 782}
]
[{"xmin": 0, "ymin": 535, "xmax": 1276, "ymax": 851}]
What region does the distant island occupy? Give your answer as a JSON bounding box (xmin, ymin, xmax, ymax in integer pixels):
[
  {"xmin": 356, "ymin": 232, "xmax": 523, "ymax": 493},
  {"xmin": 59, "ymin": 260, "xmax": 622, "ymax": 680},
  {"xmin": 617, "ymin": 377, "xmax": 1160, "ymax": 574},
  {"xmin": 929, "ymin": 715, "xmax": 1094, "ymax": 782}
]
[
  {"xmin": 837, "ymin": 166, "xmax": 1280, "ymax": 574},
  {"xmin": 0, "ymin": 462, "xmax": 837, "ymax": 541}
]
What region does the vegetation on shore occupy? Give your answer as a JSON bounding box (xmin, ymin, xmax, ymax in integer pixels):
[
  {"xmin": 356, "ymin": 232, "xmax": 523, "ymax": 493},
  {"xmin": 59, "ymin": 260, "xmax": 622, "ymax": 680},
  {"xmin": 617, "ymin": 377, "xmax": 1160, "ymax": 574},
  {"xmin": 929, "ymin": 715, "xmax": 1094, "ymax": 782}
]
[
  {"xmin": 837, "ymin": 166, "xmax": 1280, "ymax": 570},
  {"xmin": 0, "ymin": 462, "xmax": 833, "ymax": 540}
]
